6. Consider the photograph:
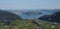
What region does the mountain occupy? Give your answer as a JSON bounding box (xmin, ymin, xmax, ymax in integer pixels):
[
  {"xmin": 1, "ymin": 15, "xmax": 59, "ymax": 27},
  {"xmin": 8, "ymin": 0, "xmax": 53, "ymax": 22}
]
[
  {"xmin": 0, "ymin": 10, "xmax": 22, "ymax": 25},
  {"xmin": 38, "ymin": 11, "xmax": 60, "ymax": 23}
]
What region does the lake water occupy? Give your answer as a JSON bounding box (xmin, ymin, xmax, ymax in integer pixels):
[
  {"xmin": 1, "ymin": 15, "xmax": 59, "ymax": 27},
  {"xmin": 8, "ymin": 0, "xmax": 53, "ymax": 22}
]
[
  {"xmin": 9, "ymin": 10, "xmax": 54, "ymax": 19},
  {"xmin": 18, "ymin": 11, "xmax": 53, "ymax": 19}
]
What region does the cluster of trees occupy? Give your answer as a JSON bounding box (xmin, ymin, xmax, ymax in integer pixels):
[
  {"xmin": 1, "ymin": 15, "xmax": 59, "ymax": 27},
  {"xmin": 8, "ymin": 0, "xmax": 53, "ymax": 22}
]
[{"xmin": 38, "ymin": 11, "xmax": 60, "ymax": 23}]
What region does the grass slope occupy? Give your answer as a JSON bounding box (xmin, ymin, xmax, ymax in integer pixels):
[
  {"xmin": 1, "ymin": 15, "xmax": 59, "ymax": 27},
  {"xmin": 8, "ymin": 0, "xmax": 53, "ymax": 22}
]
[{"xmin": 0, "ymin": 19, "xmax": 60, "ymax": 29}]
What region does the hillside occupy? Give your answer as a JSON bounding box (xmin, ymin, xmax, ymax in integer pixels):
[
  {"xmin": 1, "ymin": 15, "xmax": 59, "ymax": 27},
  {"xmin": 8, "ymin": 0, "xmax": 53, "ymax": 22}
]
[
  {"xmin": 38, "ymin": 11, "xmax": 60, "ymax": 23},
  {"xmin": 0, "ymin": 19, "xmax": 60, "ymax": 29},
  {"xmin": 0, "ymin": 10, "xmax": 22, "ymax": 25}
]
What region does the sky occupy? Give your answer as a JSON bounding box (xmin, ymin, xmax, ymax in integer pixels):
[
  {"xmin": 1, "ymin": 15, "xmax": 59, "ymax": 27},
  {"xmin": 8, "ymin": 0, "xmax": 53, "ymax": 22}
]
[{"xmin": 0, "ymin": 0, "xmax": 60, "ymax": 9}]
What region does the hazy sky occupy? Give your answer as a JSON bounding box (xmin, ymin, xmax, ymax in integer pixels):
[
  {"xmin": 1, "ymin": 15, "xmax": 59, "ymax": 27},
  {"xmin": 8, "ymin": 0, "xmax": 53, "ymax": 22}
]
[{"xmin": 0, "ymin": 0, "xmax": 60, "ymax": 9}]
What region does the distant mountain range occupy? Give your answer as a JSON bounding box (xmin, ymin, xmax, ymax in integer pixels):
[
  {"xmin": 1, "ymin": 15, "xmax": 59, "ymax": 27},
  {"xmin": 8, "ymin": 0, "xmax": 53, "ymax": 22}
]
[{"xmin": 2, "ymin": 9, "xmax": 60, "ymax": 19}]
